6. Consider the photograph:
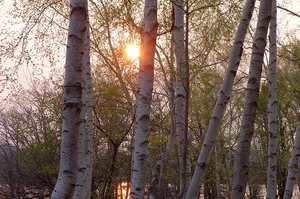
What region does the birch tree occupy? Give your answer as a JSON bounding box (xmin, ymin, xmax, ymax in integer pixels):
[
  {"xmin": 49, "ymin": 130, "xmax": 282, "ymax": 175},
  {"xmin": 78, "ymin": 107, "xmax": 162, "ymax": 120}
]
[
  {"xmin": 283, "ymin": 119, "xmax": 300, "ymax": 199},
  {"xmin": 74, "ymin": 2, "xmax": 93, "ymax": 197},
  {"xmin": 267, "ymin": 0, "xmax": 278, "ymax": 198},
  {"xmin": 255, "ymin": 54, "xmax": 300, "ymax": 198},
  {"xmin": 185, "ymin": 0, "xmax": 256, "ymax": 198},
  {"xmin": 130, "ymin": 0, "xmax": 158, "ymax": 197},
  {"xmin": 51, "ymin": 0, "xmax": 90, "ymax": 198},
  {"xmin": 84, "ymin": 27, "xmax": 94, "ymax": 199},
  {"xmin": 173, "ymin": 0, "xmax": 191, "ymax": 198},
  {"xmin": 230, "ymin": 0, "xmax": 272, "ymax": 198}
]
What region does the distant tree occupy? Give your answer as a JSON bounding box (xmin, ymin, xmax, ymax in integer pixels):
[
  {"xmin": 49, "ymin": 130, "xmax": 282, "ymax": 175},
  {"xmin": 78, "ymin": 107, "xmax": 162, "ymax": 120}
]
[
  {"xmin": 92, "ymin": 78, "xmax": 133, "ymax": 198},
  {"xmin": 0, "ymin": 81, "xmax": 62, "ymax": 198}
]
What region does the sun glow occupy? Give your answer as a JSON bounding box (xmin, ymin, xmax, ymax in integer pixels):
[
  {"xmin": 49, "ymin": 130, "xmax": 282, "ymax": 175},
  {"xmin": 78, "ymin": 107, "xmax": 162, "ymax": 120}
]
[
  {"xmin": 126, "ymin": 44, "xmax": 139, "ymax": 60},
  {"xmin": 116, "ymin": 181, "xmax": 130, "ymax": 199}
]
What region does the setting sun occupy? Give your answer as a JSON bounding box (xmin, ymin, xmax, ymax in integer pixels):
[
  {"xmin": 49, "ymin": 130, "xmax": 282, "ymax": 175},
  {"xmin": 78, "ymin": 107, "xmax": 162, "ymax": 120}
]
[{"xmin": 126, "ymin": 44, "xmax": 140, "ymax": 60}]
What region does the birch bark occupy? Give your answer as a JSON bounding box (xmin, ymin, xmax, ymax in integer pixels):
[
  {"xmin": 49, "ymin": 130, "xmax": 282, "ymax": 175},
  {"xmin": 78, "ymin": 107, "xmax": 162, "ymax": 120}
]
[
  {"xmin": 84, "ymin": 25, "xmax": 93, "ymax": 199},
  {"xmin": 130, "ymin": 0, "xmax": 158, "ymax": 198},
  {"xmin": 73, "ymin": 51, "xmax": 87, "ymax": 198},
  {"xmin": 266, "ymin": 0, "xmax": 278, "ymax": 198},
  {"xmin": 283, "ymin": 120, "xmax": 300, "ymax": 199},
  {"xmin": 230, "ymin": 0, "xmax": 272, "ymax": 198},
  {"xmin": 51, "ymin": 0, "xmax": 88, "ymax": 198},
  {"xmin": 173, "ymin": 1, "xmax": 191, "ymax": 198},
  {"xmin": 185, "ymin": 0, "xmax": 255, "ymax": 198},
  {"xmin": 74, "ymin": 1, "xmax": 92, "ymax": 197}
]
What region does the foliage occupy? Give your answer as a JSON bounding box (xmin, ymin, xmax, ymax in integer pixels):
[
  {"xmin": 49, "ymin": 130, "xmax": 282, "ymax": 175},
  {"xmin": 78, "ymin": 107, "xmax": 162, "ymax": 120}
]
[
  {"xmin": 0, "ymin": 80, "xmax": 62, "ymax": 198},
  {"xmin": 1, "ymin": 0, "xmax": 300, "ymax": 197}
]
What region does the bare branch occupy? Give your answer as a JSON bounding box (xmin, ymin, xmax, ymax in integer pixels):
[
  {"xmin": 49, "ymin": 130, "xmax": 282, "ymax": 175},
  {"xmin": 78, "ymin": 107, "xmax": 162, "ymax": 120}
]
[
  {"xmin": 277, "ymin": 54, "xmax": 300, "ymax": 61},
  {"xmin": 277, "ymin": 5, "xmax": 300, "ymax": 18}
]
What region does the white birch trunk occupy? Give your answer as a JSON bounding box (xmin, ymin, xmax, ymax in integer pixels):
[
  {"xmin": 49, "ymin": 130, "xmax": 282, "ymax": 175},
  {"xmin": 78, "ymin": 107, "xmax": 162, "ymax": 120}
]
[
  {"xmin": 130, "ymin": 0, "xmax": 158, "ymax": 198},
  {"xmin": 174, "ymin": 1, "xmax": 191, "ymax": 198},
  {"xmin": 230, "ymin": 0, "xmax": 272, "ymax": 198},
  {"xmin": 84, "ymin": 25, "xmax": 93, "ymax": 199},
  {"xmin": 73, "ymin": 1, "xmax": 91, "ymax": 197},
  {"xmin": 266, "ymin": 0, "xmax": 278, "ymax": 198},
  {"xmin": 283, "ymin": 120, "xmax": 300, "ymax": 199},
  {"xmin": 185, "ymin": 1, "xmax": 256, "ymax": 198},
  {"xmin": 73, "ymin": 59, "xmax": 87, "ymax": 199},
  {"xmin": 51, "ymin": 0, "xmax": 88, "ymax": 198}
]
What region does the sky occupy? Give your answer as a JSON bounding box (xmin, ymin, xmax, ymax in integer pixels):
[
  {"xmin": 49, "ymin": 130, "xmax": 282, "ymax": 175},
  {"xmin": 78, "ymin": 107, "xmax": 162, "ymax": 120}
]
[
  {"xmin": 277, "ymin": 0, "xmax": 300, "ymax": 39},
  {"xmin": 0, "ymin": 0, "xmax": 66, "ymax": 103},
  {"xmin": 0, "ymin": 0, "xmax": 299, "ymax": 102}
]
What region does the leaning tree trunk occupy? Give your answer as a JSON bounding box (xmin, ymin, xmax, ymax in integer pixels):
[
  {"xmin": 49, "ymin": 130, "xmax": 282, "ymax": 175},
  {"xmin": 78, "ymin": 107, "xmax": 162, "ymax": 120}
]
[
  {"xmin": 283, "ymin": 119, "xmax": 300, "ymax": 199},
  {"xmin": 266, "ymin": 0, "xmax": 278, "ymax": 198},
  {"xmin": 185, "ymin": 0, "xmax": 256, "ymax": 198},
  {"xmin": 173, "ymin": 0, "xmax": 191, "ymax": 198},
  {"xmin": 230, "ymin": 0, "xmax": 272, "ymax": 198},
  {"xmin": 51, "ymin": 0, "xmax": 89, "ymax": 198},
  {"xmin": 130, "ymin": 0, "xmax": 158, "ymax": 198}
]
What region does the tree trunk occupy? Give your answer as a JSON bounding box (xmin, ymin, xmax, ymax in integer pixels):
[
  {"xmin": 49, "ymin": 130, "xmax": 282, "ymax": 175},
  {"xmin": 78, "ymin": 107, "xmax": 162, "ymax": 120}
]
[
  {"xmin": 230, "ymin": 0, "xmax": 272, "ymax": 198},
  {"xmin": 84, "ymin": 23, "xmax": 94, "ymax": 199},
  {"xmin": 267, "ymin": 0, "xmax": 278, "ymax": 198},
  {"xmin": 51, "ymin": 1, "xmax": 88, "ymax": 198},
  {"xmin": 283, "ymin": 119, "xmax": 300, "ymax": 199},
  {"xmin": 74, "ymin": 3, "xmax": 93, "ymax": 197},
  {"xmin": 185, "ymin": 0, "xmax": 256, "ymax": 198},
  {"xmin": 173, "ymin": 0, "xmax": 191, "ymax": 198},
  {"xmin": 130, "ymin": 0, "xmax": 158, "ymax": 198},
  {"xmin": 73, "ymin": 49, "xmax": 87, "ymax": 198}
]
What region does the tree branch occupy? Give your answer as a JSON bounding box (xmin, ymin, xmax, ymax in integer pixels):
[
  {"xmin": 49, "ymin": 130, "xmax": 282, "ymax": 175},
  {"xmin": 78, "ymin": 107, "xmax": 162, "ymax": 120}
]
[{"xmin": 277, "ymin": 5, "xmax": 300, "ymax": 18}]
